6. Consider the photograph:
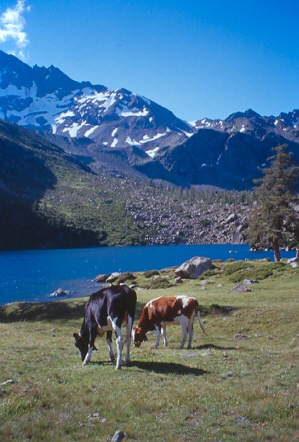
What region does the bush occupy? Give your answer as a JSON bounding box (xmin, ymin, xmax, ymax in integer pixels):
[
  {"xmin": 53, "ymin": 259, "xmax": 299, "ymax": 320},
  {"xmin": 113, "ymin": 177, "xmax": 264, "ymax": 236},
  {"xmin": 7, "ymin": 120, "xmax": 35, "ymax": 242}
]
[
  {"xmin": 228, "ymin": 266, "xmax": 273, "ymax": 283},
  {"xmin": 146, "ymin": 277, "xmax": 172, "ymax": 289},
  {"xmin": 116, "ymin": 272, "xmax": 136, "ymax": 283},
  {"xmin": 223, "ymin": 261, "xmax": 254, "ymax": 276},
  {"xmin": 144, "ymin": 270, "xmax": 160, "ymax": 278},
  {"xmin": 267, "ymin": 262, "xmax": 287, "ymax": 271}
]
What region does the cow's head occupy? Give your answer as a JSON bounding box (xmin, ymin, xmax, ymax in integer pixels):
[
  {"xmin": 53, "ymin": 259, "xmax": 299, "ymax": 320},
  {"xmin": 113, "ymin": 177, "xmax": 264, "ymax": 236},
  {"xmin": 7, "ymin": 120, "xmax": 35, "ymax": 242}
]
[
  {"xmin": 73, "ymin": 332, "xmax": 88, "ymax": 361},
  {"xmin": 132, "ymin": 326, "xmax": 148, "ymax": 347}
]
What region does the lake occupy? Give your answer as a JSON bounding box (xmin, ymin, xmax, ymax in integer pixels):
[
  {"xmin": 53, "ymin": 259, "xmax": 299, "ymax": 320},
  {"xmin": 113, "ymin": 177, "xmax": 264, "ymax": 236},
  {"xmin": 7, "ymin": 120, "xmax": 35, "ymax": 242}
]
[{"xmin": 0, "ymin": 244, "xmax": 295, "ymax": 305}]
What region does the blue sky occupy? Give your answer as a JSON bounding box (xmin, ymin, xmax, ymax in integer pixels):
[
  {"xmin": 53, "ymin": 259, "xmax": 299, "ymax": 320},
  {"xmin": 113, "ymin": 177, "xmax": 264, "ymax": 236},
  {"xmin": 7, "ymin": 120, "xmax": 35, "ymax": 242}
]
[{"xmin": 0, "ymin": 0, "xmax": 298, "ymax": 122}]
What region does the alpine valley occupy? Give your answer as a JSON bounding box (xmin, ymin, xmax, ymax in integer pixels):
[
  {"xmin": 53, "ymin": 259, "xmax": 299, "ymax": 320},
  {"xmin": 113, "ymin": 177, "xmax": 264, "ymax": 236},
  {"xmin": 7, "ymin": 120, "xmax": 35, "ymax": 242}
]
[{"xmin": 1, "ymin": 50, "xmax": 299, "ymax": 250}]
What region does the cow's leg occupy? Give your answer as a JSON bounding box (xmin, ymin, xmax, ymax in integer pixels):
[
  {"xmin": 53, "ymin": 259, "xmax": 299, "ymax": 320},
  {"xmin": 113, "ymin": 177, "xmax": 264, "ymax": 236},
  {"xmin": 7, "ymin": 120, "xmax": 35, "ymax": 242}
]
[
  {"xmin": 83, "ymin": 328, "xmax": 97, "ymax": 366},
  {"xmin": 112, "ymin": 320, "xmax": 123, "ymax": 370},
  {"xmin": 178, "ymin": 315, "xmax": 189, "ymax": 348},
  {"xmin": 154, "ymin": 325, "xmax": 161, "ymax": 348},
  {"xmin": 124, "ymin": 315, "xmax": 133, "ymax": 364},
  {"xmin": 187, "ymin": 316, "xmax": 194, "ymax": 349},
  {"xmin": 161, "ymin": 325, "xmax": 168, "ymax": 346},
  {"xmin": 106, "ymin": 331, "xmax": 115, "ymax": 362}
]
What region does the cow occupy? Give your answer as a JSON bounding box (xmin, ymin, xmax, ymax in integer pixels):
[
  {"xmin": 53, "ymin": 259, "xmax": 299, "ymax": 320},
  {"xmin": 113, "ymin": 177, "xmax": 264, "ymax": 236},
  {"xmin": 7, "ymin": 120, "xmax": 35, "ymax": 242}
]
[
  {"xmin": 133, "ymin": 295, "xmax": 206, "ymax": 349},
  {"xmin": 73, "ymin": 284, "xmax": 137, "ymax": 370}
]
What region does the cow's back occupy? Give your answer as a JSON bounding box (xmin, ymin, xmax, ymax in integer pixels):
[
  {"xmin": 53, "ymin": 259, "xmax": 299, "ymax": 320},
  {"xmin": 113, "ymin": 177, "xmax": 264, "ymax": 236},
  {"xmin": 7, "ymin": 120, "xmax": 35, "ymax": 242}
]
[
  {"xmin": 147, "ymin": 296, "xmax": 179, "ymax": 322},
  {"xmin": 85, "ymin": 285, "xmax": 136, "ymax": 328},
  {"xmin": 106, "ymin": 285, "xmax": 137, "ymax": 322},
  {"xmin": 147, "ymin": 296, "xmax": 198, "ymax": 322}
]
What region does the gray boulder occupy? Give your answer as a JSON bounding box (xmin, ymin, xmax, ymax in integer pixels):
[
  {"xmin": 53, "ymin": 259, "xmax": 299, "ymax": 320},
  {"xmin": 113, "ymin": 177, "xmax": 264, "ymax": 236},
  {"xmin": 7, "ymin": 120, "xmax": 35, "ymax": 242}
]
[
  {"xmin": 175, "ymin": 256, "xmax": 212, "ymax": 279},
  {"xmin": 93, "ymin": 273, "xmax": 111, "ymax": 282},
  {"xmin": 50, "ymin": 288, "xmax": 68, "ymax": 297},
  {"xmin": 232, "ymin": 283, "xmax": 251, "ymax": 292}
]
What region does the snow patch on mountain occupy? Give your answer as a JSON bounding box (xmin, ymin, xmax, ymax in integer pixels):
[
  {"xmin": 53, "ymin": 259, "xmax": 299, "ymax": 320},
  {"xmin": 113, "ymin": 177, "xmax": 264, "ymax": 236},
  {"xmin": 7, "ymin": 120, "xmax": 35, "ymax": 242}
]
[
  {"xmin": 139, "ymin": 132, "xmax": 166, "ymax": 144},
  {"xmin": 126, "ymin": 136, "xmax": 141, "ymax": 146},
  {"xmin": 146, "ymin": 147, "xmax": 160, "ymax": 158},
  {"xmin": 111, "ymin": 138, "xmax": 118, "ymax": 147}
]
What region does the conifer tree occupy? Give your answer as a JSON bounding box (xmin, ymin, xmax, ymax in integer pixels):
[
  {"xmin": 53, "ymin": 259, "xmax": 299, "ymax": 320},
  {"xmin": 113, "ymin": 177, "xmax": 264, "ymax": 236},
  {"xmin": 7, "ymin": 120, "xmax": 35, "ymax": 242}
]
[{"xmin": 247, "ymin": 144, "xmax": 299, "ymax": 261}]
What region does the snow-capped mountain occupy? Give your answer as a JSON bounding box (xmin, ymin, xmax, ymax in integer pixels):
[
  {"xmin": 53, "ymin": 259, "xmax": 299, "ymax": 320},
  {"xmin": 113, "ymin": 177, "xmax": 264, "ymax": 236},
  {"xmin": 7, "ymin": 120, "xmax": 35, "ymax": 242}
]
[
  {"xmin": 136, "ymin": 108, "xmax": 299, "ymax": 190},
  {"xmin": 0, "ymin": 50, "xmax": 193, "ymax": 157},
  {"xmin": 191, "ymin": 108, "xmax": 299, "ymax": 142},
  {"xmin": 1, "ymin": 50, "xmax": 299, "ymax": 191}
]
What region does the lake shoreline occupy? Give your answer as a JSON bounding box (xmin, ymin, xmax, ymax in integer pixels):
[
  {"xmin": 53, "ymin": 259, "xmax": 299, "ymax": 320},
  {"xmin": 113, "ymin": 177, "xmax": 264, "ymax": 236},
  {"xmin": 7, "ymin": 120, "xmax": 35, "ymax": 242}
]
[{"xmin": 0, "ymin": 244, "xmax": 296, "ymax": 306}]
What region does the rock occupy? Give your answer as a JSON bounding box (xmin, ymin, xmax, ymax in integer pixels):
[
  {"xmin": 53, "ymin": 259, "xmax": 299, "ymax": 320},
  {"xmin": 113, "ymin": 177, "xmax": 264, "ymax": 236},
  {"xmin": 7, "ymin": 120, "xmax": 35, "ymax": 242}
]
[
  {"xmin": 50, "ymin": 288, "xmax": 68, "ymax": 297},
  {"xmin": 231, "ymin": 283, "xmax": 251, "ymax": 292},
  {"xmin": 234, "ymin": 333, "xmax": 249, "ymax": 339},
  {"xmin": 288, "ymin": 257, "xmax": 299, "ymax": 268},
  {"xmin": 223, "ymin": 213, "xmax": 238, "ymax": 224},
  {"xmin": 243, "ymin": 279, "xmax": 259, "ymax": 284},
  {"xmin": 1, "ymin": 379, "xmax": 14, "ymax": 386},
  {"xmin": 106, "ymin": 272, "xmax": 121, "ymax": 282},
  {"xmin": 221, "ymin": 371, "xmax": 236, "ymax": 378},
  {"xmin": 200, "ymin": 279, "xmax": 215, "ymax": 285},
  {"xmin": 175, "ymin": 256, "xmax": 212, "ymax": 279},
  {"xmin": 93, "ymin": 273, "xmax": 111, "ymax": 282},
  {"xmin": 112, "ymin": 430, "xmax": 125, "ymax": 441}
]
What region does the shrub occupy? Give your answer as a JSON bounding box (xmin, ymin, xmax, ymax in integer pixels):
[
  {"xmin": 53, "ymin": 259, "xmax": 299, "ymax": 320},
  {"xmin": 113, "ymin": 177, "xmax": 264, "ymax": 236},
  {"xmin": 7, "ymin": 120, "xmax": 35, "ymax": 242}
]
[
  {"xmin": 227, "ymin": 266, "xmax": 273, "ymax": 283},
  {"xmin": 146, "ymin": 277, "xmax": 172, "ymax": 289},
  {"xmin": 144, "ymin": 270, "xmax": 160, "ymax": 278},
  {"xmin": 267, "ymin": 262, "xmax": 287, "ymax": 271},
  {"xmin": 223, "ymin": 261, "xmax": 254, "ymax": 276},
  {"xmin": 199, "ymin": 267, "xmax": 219, "ymax": 279},
  {"xmin": 116, "ymin": 272, "xmax": 136, "ymax": 283}
]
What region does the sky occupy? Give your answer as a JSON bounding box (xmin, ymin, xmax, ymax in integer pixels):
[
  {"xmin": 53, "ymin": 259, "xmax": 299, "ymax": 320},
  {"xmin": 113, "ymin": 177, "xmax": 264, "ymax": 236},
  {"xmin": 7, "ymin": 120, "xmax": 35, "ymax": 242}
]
[{"xmin": 0, "ymin": 0, "xmax": 298, "ymax": 122}]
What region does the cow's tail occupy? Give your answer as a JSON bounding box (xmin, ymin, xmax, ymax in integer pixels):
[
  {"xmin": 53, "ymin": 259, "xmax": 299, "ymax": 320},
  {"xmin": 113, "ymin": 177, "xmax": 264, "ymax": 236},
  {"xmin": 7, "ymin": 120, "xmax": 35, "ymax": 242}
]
[{"xmin": 196, "ymin": 308, "xmax": 207, "ymax": 335}]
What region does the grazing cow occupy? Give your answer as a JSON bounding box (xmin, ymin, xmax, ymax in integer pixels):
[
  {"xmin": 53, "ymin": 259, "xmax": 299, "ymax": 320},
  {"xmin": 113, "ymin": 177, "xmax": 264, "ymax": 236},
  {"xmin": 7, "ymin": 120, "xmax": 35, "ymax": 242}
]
[
  {"xmin": 73, "ymin": 284, "xmax": 137, "ymax": 369},
  {"xmin": 133, "ymin": 295, "xmax": 206, "ymax": 349}
]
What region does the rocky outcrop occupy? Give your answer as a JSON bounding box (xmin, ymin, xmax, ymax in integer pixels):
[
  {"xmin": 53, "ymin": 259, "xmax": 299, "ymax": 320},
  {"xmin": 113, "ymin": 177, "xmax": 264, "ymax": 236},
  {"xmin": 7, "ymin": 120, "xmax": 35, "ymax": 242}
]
[{"xmin": 175, "ymin": 256, "xmax": 213, "ymax": 279}]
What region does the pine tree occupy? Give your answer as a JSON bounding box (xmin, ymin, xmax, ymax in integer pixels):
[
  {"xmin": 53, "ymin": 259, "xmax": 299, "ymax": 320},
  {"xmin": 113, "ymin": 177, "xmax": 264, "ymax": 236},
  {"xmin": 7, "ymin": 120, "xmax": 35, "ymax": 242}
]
[{"xmin": 247, "ymin": 144, "xmax": 299, "ymax": 261}]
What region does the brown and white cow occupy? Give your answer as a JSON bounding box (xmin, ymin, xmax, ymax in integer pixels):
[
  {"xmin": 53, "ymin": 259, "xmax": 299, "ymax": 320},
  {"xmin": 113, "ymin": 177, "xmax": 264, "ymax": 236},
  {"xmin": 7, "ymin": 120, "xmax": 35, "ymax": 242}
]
[
  {"xmin": 133, "ymin": 295, "xmax": 206, "ymax": 349},
  {"xmin": 73, "ymin": 284, "xmax": 137, "ymax": 369}
]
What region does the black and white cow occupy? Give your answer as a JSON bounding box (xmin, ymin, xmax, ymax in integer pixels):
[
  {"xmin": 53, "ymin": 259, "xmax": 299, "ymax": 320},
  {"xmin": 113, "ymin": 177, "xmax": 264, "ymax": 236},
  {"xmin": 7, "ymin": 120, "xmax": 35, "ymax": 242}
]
[{"xmin": 73, "ymin": 284, "xmax": 137, "ymax": 369}]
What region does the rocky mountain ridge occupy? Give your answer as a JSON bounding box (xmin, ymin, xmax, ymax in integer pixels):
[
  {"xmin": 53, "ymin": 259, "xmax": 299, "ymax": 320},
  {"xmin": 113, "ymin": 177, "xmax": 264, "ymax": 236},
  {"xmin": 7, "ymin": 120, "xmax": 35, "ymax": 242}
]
[{"xmin": 0, "ymin": 50, "xmax": 192, "ymax": 155}]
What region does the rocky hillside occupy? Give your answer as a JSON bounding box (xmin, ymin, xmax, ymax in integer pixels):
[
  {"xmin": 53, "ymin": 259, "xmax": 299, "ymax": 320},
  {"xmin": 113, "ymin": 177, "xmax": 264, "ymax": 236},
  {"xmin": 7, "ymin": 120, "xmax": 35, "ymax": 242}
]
[
  {"xmin": 0, "ymin": 119, "xmax": 252, "ymax": 250},
  {"xmin": 122, "ymin": 181, "xmax": 252, "ymax": 245}
]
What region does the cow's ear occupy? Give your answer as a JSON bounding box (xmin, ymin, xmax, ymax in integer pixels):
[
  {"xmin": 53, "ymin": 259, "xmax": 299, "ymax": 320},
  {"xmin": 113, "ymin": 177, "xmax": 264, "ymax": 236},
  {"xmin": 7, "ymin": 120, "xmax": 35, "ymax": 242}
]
[{"xmin": 73, "ymin": 333, "xmax": 80, "ymax": 342}]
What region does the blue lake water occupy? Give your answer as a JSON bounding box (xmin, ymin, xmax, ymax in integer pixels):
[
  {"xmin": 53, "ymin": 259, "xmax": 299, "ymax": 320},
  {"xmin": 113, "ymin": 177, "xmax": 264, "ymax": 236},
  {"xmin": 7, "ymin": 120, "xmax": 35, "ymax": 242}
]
[{"xmin": 0, "ymin": 244, "xmax": 295, "ymax": 305}]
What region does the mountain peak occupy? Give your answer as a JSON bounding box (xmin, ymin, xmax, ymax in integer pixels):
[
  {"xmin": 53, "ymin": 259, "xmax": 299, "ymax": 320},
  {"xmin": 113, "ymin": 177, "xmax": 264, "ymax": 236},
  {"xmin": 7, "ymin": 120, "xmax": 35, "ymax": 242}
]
[
  {"xmin": 244, "ymin": 108, "xmax": 261, "ymax": 118},
  {"xmin": 225, "ymin": 108, "xmax": 260, "ymax": 122},
  {"xmin": 0, "ymin": 50, "xmax": 191, "ymax": 151}
]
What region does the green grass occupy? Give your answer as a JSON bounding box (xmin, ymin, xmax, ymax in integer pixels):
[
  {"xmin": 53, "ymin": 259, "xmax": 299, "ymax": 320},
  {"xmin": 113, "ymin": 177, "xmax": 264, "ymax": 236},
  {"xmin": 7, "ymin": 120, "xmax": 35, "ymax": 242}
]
[{"xmin": 0, "ymin": 261, "xmax": 298, "ymax": 441}]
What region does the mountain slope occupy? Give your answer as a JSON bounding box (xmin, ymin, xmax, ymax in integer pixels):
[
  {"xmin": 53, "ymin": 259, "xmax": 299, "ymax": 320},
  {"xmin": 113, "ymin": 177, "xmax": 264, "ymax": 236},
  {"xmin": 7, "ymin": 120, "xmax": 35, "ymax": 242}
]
[
  {"xmin": 137, "ymin": 111, "xmax": 299, "ymax": 190},
  {"xmin": 0, "ymin": 119, "xmax": 254, "ymax": 250},
  {"xmin": 0, "ymin": 119, "xmax": 143, "ymax": 250}
]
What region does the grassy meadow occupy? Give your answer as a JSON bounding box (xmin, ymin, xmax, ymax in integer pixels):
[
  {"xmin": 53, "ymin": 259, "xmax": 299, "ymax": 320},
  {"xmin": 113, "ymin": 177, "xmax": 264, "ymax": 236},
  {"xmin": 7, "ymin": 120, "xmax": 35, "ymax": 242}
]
[{"xmin": 0, "ymin": 259, "xmax": 298, "ymax": 441}]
